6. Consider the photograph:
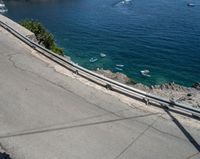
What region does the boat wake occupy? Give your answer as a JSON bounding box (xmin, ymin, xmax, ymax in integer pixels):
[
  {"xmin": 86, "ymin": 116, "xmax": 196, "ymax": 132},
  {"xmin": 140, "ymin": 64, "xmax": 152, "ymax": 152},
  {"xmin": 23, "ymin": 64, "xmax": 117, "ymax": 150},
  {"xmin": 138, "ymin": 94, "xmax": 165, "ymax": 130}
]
[
  {"xmin": 114, "ymin": 0, "xmax": 134, "ymax": 7},
  {"xmin": 115, "ymin": 67, "xmax": 123, "ymax": 71},
  {"xmin": 113, "ymin": 0, "xmax": 134, "ymax": 14}
]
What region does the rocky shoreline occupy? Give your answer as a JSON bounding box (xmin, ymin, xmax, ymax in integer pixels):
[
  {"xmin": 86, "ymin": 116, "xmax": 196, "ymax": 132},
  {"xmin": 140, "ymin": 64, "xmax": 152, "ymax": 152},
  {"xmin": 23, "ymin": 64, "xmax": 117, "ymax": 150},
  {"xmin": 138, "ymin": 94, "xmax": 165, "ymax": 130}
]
[
  {"xmin": 95, "ymin": 68, "xmax": 136, "ymax": 85},
  {"xmin": 95, "ymin": 68, "xmax": 200, "ymax": 109}
]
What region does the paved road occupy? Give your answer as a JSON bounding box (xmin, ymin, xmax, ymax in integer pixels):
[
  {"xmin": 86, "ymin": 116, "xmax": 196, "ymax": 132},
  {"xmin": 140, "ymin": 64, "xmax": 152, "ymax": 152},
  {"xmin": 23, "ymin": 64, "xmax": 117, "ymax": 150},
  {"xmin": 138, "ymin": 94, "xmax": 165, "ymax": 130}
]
[{"xmin": 0, "ymin": 26, "xmax": 200, "ymax": 159}]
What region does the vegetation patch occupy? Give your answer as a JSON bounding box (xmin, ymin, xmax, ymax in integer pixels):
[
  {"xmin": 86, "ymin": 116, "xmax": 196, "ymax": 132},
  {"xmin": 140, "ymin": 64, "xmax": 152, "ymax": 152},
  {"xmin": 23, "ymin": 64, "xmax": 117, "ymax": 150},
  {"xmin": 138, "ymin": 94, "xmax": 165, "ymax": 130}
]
[{"xmin": 20, "ymin": 19, "xmax": 64, "ymax": 56}]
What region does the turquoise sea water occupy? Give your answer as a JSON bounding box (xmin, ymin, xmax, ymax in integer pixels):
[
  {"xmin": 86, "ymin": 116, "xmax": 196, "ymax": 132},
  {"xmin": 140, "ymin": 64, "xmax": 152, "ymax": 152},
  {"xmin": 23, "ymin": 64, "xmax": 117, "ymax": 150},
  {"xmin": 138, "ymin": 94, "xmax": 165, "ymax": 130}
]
[{"xmin": 4, "ymin": 0, "xmax": 200, "ymax": 86}]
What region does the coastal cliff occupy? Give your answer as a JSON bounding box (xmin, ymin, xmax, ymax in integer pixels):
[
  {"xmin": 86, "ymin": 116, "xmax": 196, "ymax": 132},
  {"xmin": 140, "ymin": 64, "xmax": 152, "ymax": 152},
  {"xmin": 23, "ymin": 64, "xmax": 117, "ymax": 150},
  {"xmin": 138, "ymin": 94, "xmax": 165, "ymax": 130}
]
[{"xmin": 95, "ymin": 68, "xmax": 136, "ymax": 85}]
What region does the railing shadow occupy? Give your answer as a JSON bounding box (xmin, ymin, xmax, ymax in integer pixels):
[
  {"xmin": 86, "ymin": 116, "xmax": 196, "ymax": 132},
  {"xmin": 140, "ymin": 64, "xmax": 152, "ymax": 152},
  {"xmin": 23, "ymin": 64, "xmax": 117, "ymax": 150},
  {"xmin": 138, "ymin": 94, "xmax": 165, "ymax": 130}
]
[{"xmin": 164, "ymin": 108, "xmax": 200, "ymax": 152}]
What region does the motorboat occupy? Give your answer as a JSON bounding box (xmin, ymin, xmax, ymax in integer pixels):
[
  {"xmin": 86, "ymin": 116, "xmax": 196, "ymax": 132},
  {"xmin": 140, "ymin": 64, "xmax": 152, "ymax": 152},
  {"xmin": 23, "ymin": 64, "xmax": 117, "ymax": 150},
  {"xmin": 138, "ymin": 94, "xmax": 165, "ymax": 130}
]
[
  {"xmin": 187, "ymin": 3, "xmax": 195, "ymax": 7},
  {"xmin": 0, "ymin": 4, "xmax": 5, "ymax": 7},
  {"xmin": 140, "ymin": 70, "xmax": 151, "ymax": 77},
  {"xmin": 89, "ymin": 57, "xmax": 98, "ymax": 63},
  {"xmin": 116, "ymin": 64, "xmax": 124, "ymax": 67},
  {"xmin": 0, "ymin": 8, "xmax": 7, "ymax": 13},
  {"xmin": 100, "ymin": 53, "xmax": 106, "ymax": 58},
  {"xmin": 0, "ymin": 1, "xmax": 7, "ymax": 13}
]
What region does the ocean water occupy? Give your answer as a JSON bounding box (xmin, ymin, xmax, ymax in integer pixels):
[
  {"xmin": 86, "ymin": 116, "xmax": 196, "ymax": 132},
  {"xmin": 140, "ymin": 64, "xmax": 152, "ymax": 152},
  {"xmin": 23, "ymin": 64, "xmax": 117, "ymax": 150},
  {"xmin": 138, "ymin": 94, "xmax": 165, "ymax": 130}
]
[{"xmin": 3, "ymin": 0, "xmax": 200, "ymax": 86}]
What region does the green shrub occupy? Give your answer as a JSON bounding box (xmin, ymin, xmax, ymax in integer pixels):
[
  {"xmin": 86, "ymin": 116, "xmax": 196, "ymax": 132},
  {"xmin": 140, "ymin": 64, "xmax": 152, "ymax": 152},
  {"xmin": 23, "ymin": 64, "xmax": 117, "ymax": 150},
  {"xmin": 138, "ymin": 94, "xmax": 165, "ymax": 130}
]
[{"xmin": 20, "ymin": 19, "xmax": 64, "ymax": 56}]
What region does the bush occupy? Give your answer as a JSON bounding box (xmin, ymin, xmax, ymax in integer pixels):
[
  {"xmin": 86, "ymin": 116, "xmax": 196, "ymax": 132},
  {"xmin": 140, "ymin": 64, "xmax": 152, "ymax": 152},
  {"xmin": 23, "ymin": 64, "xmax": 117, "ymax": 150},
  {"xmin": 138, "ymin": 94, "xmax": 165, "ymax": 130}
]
[{"xmin": 20, "ymin": 19, "xmax": 64, "ymax": 56}]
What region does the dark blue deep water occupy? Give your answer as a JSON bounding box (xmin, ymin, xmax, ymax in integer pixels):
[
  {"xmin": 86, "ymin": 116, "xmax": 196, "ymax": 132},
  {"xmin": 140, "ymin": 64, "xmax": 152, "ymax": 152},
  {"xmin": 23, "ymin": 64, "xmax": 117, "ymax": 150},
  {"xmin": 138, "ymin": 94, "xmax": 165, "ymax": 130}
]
[{"xmin": 4, "ymin": 0, "xmax": 200, "ymax": 86}]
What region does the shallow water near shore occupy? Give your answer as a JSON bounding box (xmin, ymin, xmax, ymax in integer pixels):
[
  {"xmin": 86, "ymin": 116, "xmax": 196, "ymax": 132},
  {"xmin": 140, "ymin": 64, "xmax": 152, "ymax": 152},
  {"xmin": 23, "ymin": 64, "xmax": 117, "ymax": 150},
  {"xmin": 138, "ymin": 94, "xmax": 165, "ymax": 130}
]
[{"xmin": 4, "ymin": 0, "xmax": 200, "ymax": 86}]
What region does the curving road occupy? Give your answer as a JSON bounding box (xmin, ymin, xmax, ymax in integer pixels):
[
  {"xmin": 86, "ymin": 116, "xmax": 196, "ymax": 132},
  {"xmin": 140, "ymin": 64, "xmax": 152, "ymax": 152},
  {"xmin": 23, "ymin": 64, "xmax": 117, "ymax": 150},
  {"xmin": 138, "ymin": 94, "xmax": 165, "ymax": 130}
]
[{"xmin": 0, "ymin": 26, "xmax": 200, "ymax": 159}]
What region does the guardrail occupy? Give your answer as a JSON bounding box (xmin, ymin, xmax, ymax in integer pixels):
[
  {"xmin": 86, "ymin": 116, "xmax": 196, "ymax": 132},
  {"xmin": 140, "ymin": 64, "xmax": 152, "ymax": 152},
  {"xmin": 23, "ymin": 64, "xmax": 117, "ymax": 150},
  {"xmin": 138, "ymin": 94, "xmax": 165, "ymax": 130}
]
[{"xmin": 1, "ymin": 20, "xmax": 200, "ymax": 119}]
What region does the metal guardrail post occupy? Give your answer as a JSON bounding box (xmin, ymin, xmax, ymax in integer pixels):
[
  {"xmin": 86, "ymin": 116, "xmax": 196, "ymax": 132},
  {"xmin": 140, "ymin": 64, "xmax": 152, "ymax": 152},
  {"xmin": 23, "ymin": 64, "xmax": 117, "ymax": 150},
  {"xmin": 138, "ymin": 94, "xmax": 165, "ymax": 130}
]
[
  {"xmin": 169, "ymin": 100, "xmax": 175, "ymax": 107},
  {"xmin": 143, "ymin": 98, "xmax": 149, "ymax": 105},
  {"xmin": 106, "ymin": 84, "xmax": 112, "ymax": 90},
  {"xmin": 192, "ymin": 113, "xmax": 200, "ymax": 119},
  {"xmin": 30, "ymin": 44, "xmax": 36, "ymax": 49},
  {"xmin": 75, "ymin": 70, "xmax": 78, "ymax": 75}
]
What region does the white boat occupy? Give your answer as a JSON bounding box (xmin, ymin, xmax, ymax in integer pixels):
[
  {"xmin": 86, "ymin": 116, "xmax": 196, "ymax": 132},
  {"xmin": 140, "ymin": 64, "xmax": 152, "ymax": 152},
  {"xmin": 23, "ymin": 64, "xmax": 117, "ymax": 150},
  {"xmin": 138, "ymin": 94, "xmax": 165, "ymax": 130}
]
[
  {"xmin": 89, "ymin": 57, "xmax": 98, "ymax": 63},
  {"xmin": 117, "ymin": 0, "xmax": 133, "ymax": 6},
  {"xmin": 0, "ymin": 9, "xmax": 7, "ymax": 13},
  {"xmin": 140, "ymin": 70, "xmax": 151, "ymax": 77},
  {"xmin": 0, "ymin": 8, "xmax": 7, "ymax": 13},
  {"xmin": 100, "ymin": 53, "xmax": 106, "ymax": 58},
  {"xmin": 187, "ymin": 3, "xmax": 195, "ymax": 7},
  {"xmin": 0, "ymin": 4, "xmax": 5, "ymax": 7},
  {"xmin": 116, "ymin": 64, "xmax": 124, "ymax": 67},
  {"xmin": 0, "ymin": 1, "xmax": 7, "ymax": 13}
]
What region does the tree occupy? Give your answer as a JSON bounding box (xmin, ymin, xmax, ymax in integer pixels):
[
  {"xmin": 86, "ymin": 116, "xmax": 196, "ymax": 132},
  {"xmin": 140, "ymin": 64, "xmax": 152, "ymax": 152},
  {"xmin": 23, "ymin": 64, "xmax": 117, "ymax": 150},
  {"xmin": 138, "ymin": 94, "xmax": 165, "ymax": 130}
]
[{"xmin": 20, "ymin": 19, "xmax": 64, "ymax": 56}]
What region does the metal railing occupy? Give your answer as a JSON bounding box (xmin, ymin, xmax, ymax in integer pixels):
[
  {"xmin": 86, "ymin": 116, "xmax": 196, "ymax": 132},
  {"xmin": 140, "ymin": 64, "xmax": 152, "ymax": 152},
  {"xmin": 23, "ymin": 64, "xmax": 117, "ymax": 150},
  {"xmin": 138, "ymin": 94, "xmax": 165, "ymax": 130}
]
[{"xmin": 0, "ymin": 20, "xmax": 199, "ymax": 119}]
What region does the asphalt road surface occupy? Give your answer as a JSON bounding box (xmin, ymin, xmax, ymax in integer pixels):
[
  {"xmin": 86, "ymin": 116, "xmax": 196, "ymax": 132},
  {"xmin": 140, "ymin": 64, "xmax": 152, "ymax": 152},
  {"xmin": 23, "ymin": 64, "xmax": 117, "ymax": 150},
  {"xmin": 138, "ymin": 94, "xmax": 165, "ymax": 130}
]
[{"xmin": 0, "ymin": 26, "xmax": 200, "ymax": 159}]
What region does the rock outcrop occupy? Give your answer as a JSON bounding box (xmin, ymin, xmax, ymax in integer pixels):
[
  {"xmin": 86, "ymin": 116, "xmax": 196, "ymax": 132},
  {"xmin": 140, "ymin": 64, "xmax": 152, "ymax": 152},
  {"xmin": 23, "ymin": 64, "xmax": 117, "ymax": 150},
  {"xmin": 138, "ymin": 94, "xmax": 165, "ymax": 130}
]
[
  {"xmin": 95, "ymin": 68, "xmax": 136, "ymax": 85},
  {"xmin": 133, "ymin": 82, "xmax": 200, "ymax": 109}
]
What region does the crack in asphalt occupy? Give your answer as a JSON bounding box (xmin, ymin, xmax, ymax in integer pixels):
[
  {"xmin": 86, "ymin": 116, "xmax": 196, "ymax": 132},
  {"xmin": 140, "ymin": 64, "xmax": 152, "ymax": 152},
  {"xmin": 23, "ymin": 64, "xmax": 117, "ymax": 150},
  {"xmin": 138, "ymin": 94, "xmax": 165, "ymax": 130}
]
[
  {"xmin": 113, "ymin": 114, "xmax": 163, "ymax": 159},
  {"xmin": 2, "ymin": 108, "xmax": 130, "ymax": 139},
  {"xmin": 7, "ymin": 54, "xmax": 124, "ymax": 118},
  {"xmin": 0, "ymin": 112, "xmax": 160, "ymax": 139},
  {"xmin": 185, "ymin": 152, "xmax": 200, "ymax": 159},
  {"xmin": 135, "ymin": 119, "xmax": 189, "ymax": 142}
]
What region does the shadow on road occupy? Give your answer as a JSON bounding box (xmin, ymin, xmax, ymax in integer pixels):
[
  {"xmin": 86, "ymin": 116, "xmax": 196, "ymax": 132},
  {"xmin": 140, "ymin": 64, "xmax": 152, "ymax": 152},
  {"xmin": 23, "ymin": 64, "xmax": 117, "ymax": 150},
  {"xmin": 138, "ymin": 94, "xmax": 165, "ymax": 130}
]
[{"xmin": 164, "ymin": 109, "xmax": 200, "ymax": 152}]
